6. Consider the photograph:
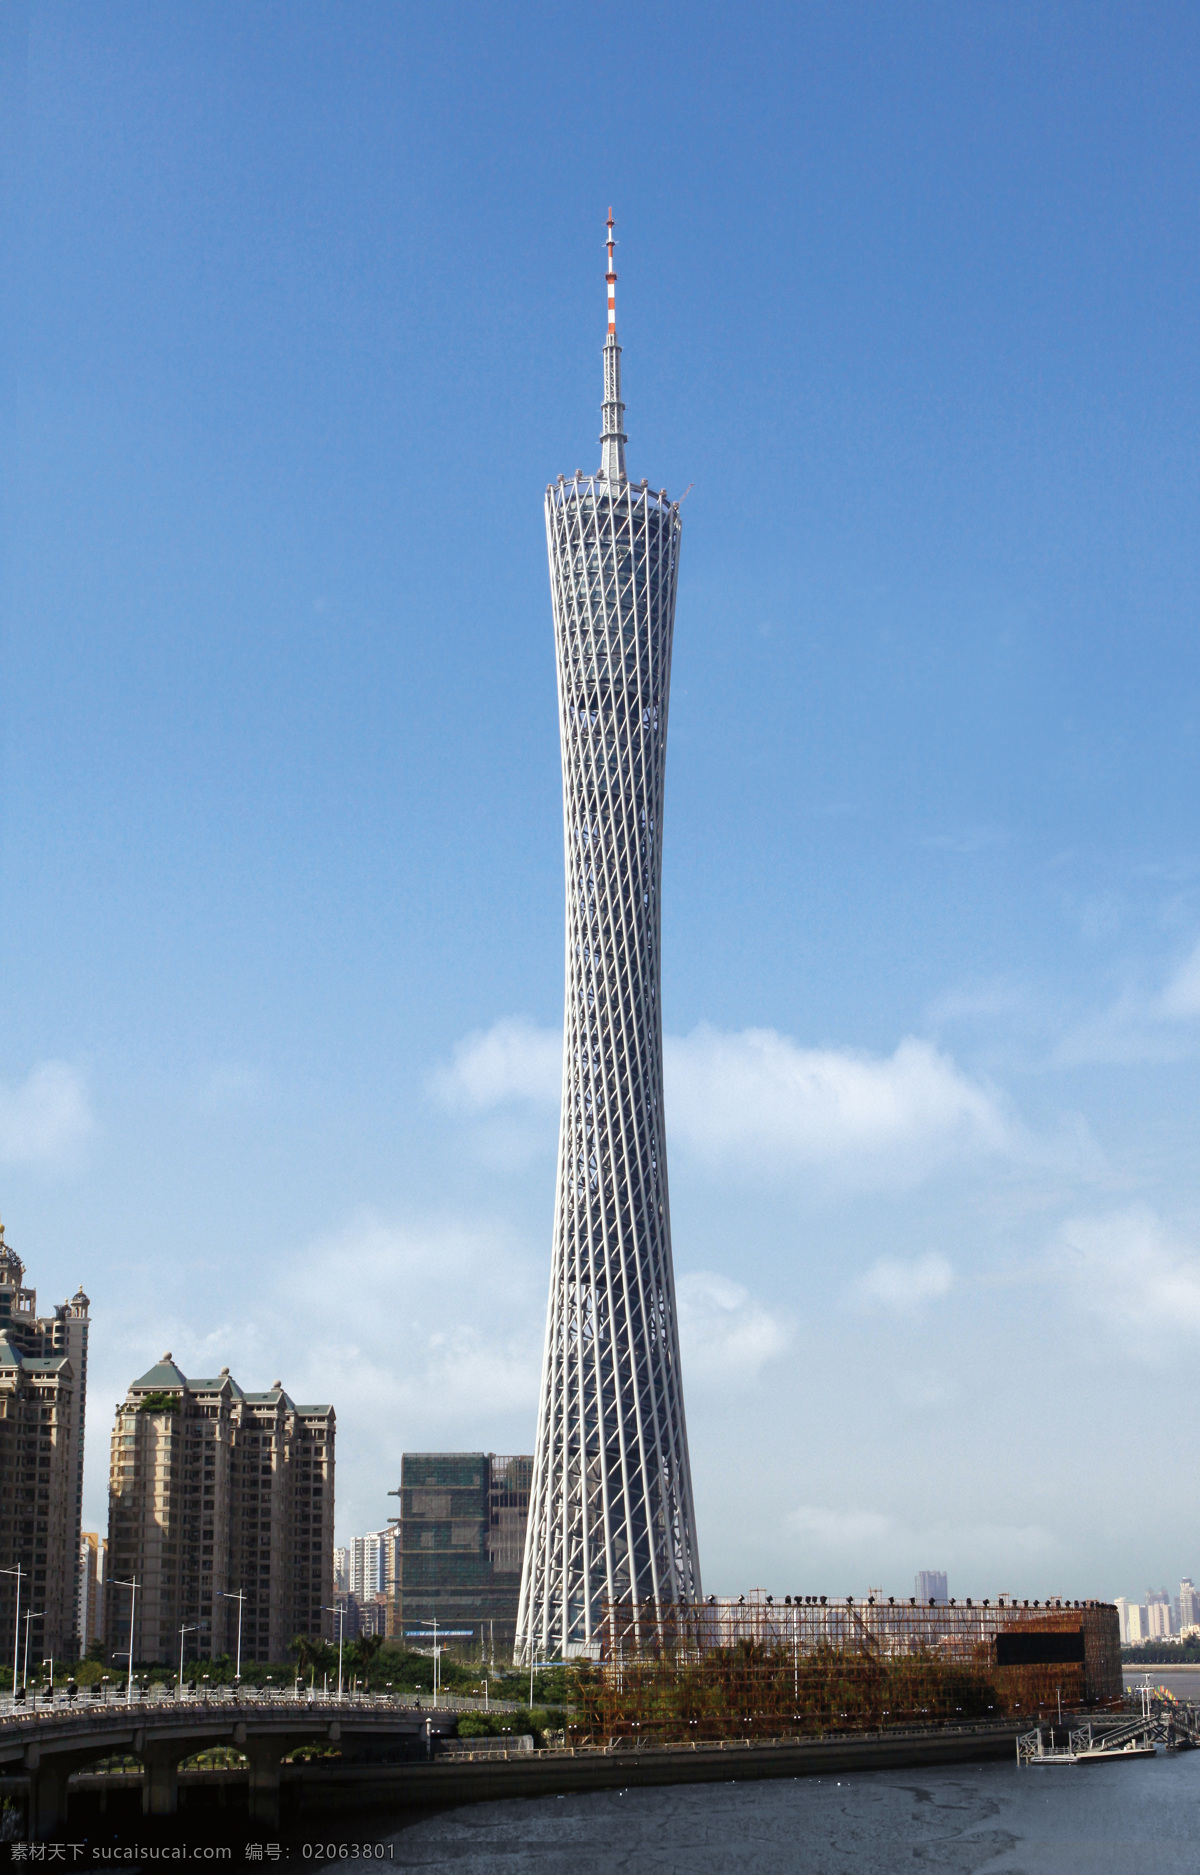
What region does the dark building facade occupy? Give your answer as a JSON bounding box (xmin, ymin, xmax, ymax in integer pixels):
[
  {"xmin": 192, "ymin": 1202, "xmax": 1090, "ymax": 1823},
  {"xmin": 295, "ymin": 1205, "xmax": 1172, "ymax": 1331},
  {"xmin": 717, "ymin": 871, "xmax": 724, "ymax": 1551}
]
[
  {"xmin": 0, "ymin": 1224, "xmax": 90, "ymax": 1663},
  {"xmin": 393, "ymin": 1452, "xmax": 531, "ymax": 1659}
]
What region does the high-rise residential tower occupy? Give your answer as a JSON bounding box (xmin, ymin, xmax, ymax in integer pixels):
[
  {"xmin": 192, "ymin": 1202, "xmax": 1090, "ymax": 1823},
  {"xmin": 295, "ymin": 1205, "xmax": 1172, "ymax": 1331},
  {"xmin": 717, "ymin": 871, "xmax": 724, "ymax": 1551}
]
[
  {"xmin": 0, "ymin": 1225, "xmax": 90, "ymax": 1661},
  {"xmin": 517, "ymin": 218, "xmax": 700, "ymax": 1662},
  {"xmin": 105, "ymin": 1357, "xmax": 334, "ymax": 1666}
]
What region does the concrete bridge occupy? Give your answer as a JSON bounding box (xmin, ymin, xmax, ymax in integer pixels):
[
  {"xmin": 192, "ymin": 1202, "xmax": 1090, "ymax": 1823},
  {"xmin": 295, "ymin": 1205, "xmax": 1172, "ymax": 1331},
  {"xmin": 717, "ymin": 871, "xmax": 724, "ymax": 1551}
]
[{"xmin": 0, "ymin": 1690, "xmax": 471, "ymax": 1837}]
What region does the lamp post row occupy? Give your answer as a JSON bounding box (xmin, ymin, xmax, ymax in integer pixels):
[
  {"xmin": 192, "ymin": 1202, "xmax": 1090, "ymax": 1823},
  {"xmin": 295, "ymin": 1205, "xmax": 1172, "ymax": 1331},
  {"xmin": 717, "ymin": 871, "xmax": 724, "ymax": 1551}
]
[
  {"xmin": 0, "ymin": 1569, "xmax": 49, "ymax": 1698},
  {"xmin": 10, "ymin": 1576, "xmax": 348, "ymax": 1702}
]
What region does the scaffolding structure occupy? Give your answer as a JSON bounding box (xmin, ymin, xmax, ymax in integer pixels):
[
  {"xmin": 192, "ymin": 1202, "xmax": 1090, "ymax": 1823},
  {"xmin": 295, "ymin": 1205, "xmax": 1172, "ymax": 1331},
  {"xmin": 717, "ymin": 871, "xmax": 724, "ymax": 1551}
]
[{"xmin": 570, "ymin": 1595, "xmax": 1122, "ymax": 1744}]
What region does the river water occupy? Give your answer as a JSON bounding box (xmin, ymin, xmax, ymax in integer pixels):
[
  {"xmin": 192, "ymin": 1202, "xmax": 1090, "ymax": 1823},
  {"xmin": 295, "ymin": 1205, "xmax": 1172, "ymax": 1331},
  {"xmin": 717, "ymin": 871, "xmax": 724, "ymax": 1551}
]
[{"xmin": 309, "ymin": 1747, "xmax": 1200, "ymax": 1874}]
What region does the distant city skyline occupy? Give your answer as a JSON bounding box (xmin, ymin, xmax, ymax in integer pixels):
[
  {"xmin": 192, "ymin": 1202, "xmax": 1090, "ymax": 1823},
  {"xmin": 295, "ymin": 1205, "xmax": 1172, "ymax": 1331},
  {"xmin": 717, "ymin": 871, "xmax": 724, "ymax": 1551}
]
[
  {"xmin": 1114, "ymin": 1578, "xmax": 1200, "ymax": 1647},
  {"xmin": 4, "ymin": 5, "xmax": 1200, "ymax": 1596}
]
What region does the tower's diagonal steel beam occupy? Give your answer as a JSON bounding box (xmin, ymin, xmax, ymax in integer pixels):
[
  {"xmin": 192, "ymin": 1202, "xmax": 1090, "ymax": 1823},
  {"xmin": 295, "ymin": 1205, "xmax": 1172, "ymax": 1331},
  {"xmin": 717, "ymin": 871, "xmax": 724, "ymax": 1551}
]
[{"xmin": 517, "ymin": 218, "xmax": 701, "ymax": 1664}]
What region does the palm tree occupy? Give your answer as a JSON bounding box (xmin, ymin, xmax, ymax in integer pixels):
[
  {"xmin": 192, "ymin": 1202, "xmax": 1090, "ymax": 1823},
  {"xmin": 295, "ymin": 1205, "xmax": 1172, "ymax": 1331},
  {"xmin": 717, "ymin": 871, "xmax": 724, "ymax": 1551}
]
[{"xmin": 356, "ymin": 1632, "xmax": 384, "ymax": 1690}]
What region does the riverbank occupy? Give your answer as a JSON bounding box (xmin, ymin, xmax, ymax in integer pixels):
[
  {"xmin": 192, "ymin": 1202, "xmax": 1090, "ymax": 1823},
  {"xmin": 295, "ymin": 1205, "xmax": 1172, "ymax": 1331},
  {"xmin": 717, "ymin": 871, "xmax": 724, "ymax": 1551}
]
[{"xmin": 288, "ymin": 1720, "xmax": 1024, "ymax": 1820}]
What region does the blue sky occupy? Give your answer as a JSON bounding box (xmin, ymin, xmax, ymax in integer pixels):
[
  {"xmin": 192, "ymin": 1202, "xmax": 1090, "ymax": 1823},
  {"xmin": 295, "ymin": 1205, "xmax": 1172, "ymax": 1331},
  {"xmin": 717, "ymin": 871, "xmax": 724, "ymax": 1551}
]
[{"xmin": 3, "ymin": 1, "xmax": 1200, "ymax": 1604}]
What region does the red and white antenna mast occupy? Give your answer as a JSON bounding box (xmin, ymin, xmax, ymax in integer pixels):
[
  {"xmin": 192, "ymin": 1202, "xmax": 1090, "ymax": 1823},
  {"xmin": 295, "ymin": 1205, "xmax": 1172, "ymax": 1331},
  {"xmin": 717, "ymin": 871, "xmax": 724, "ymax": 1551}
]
[
  {"xmin": 600, "ymin": 209, "xmax": 627, "ymax": 482},
  {"xmin": 606, "ymin": 208, "xmax": 618, "ymax": 338}
]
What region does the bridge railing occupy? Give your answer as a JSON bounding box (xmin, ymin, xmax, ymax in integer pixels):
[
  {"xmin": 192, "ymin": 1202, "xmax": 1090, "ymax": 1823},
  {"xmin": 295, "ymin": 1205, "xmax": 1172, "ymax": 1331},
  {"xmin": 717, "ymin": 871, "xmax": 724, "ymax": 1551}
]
[{"xmin": 0, "ymin": 1687, "xmax": 524, "ymax": 1728}]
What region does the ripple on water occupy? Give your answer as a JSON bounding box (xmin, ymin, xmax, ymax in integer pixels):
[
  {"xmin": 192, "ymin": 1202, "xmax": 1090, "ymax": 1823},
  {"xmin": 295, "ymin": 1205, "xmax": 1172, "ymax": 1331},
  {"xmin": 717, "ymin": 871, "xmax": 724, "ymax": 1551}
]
[{"xmin": 305, "ymin": 1750, "xmax": 1200, "ymax": 1875}]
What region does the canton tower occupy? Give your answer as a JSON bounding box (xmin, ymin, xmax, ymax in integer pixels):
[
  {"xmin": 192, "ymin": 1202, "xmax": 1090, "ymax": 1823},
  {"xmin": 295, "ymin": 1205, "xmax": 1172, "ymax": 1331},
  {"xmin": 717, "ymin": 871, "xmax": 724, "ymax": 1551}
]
[{"xmin": 517, "ymin": 215, "xmax": 701, "ymax": 1662}]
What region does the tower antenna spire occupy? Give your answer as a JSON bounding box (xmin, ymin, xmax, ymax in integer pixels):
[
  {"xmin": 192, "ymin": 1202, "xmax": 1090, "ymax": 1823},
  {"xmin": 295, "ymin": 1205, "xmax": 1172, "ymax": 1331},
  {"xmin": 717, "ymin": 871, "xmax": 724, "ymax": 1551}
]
[
  {"xmin": 600, "ymin": 209, "xmax": 627, "ymax": 482},
  {"xmin": 606, "ymin": 207, "xmax": 617, "ymax": 337}
]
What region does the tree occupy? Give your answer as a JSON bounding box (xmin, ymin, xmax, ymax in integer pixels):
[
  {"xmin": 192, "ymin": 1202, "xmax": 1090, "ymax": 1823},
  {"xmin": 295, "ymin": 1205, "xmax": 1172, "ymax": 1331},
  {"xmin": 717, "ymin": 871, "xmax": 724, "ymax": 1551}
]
[{"xmin": 354, "ymin": 1632, "xmax": 385, "ymax": 1689}]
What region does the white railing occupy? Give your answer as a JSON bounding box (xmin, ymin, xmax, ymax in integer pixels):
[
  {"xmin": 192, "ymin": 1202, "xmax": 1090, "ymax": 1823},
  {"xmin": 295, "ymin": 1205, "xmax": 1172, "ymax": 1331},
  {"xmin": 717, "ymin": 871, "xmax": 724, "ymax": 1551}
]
[{"xmin": 0, "ymin": 1686, "xmax": 526, "ymax": 1727}]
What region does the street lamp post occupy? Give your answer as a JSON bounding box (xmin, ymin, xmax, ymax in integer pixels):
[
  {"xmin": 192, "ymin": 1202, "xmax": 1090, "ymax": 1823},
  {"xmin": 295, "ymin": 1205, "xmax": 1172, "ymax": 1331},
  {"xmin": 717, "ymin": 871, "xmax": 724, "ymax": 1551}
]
[
  {"xmin": 0, "ymin": 1566, "xmax": 24, "ymax": 1700},
  {"xmin": 323, "ymin": 1605, "xmax": 345, "ymax": 1699},
  {"xmin": 220, "ymin": 1591, "xmax": 245, "ymax": 1683},
  {"xmin": 406, "ymin": 1624, "xmax": 460, "ymax": 1705},
  {"xmin": 110, "ymin": 1578, "xmax": 139, "ymax": 1703},
  {"xmin": 20, "ymin": 1613, "xmax": 43, "ymax": 1693},
  {"xmin": 178, "ymin": 1624, "xmax": 198, "ymax": 1697}
]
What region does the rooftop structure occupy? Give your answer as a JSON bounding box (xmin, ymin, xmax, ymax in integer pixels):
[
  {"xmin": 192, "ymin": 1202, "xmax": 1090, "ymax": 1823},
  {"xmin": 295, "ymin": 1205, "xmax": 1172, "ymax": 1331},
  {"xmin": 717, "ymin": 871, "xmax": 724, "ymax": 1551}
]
[{"xmin": 517, "ymin": 215, "xmax": 700, "ymax": 1664}]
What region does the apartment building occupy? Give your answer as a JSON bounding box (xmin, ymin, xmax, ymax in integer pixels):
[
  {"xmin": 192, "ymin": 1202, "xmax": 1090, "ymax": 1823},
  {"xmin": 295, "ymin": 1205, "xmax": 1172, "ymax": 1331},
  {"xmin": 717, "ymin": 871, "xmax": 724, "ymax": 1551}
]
[
  {"xmin": 79, "ymin": 1532, "xmax": 107, "ymax": 1653},
  {"xmin": 105, "ymin": 1356, "xmax": 334, "ymax": 1667},
  {"xmin": 350, "ymin": 1528, "xmax": 397, "ymax": 1604},
  {"xmin": 0, "ymin": 1226, "xmax": 90, "ymax": 1661}
]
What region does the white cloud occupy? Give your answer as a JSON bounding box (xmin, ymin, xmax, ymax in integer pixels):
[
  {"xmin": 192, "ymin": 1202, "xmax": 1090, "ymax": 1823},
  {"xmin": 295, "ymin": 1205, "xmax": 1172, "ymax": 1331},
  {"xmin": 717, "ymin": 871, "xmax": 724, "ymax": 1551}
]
[
  {"xmin": 854, "ymin": 1253, "xmax": 954, "ymax": 1314},
  {"xmin": 1058, "ymin": 1209, "xmax": 1200, "ymax": 1340},
  {"xmin": 431, "ymin": 1018, "xmax": 561, "ymax": 1111},
  {"xmin": 85, "ymin": 1211, "xmax": 546, "ymax": 1542},
  {"xmin": 1053, "ymin": 938, "xmax": 1200, "ymax": 1064},
  {"xmin": 675, "ymin": 1271, "xmax": 792, "ymax": 1384},
  {"xmin": 664, "ymin": 1027, "xmax": 1012, "ymax": 1181},
  {"xmin": 1158, "ymin": 942, "xmax": 1200, "ymax": 1020},
  {"xmin": 0, "ymin": 1062, "xmax": 93, "ymax": 1168},
  {"xmin": 924, "ymin": 981, "xmax": 1031, "ymax": 1026},
  {"xmin": 434, "ymin": 1018, "xmax": 1024, "ymax": 1184}
]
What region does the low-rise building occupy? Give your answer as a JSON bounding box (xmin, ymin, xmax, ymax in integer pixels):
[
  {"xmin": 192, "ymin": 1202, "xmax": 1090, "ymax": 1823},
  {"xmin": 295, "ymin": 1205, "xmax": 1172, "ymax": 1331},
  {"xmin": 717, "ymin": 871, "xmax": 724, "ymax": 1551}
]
[{"xmin": 105, "ymin": 1356, "xmax": 334, "ymax": 1667}]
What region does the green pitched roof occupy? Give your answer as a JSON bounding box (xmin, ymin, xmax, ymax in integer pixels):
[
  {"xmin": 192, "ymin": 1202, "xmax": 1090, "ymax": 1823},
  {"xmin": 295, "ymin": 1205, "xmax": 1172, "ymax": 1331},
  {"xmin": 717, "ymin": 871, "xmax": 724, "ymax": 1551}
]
[
  {"xmin": 189, "ymin": 1370, "xmax": 244, "ymax": 1397},
  {"xmin": 130, "ymin": 1353, "xmax": 187, "ymax": 1392},
  {"xmin": 0, "ymin": 1330, "xmax": 24, "ymax": 1369},
  {"xmin": 244, "ymin": 1386, "xmax": 296, "ymax": 1408}
]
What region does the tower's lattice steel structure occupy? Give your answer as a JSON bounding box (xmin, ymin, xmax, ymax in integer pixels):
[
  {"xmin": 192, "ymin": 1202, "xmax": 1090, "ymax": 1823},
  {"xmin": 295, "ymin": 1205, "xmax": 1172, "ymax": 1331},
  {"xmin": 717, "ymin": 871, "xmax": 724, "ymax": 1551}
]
[{"xmin": 517, "ymin": 216, "xmax": 701, "ymax": 1662}]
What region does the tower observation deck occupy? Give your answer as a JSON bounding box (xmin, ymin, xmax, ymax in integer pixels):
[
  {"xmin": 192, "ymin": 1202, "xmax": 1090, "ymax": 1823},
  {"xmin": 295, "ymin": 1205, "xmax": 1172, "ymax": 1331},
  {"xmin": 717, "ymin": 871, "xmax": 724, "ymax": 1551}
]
[{"xmin": 516, "ymin": 216, "xmax": 701, "ymax": 1662}]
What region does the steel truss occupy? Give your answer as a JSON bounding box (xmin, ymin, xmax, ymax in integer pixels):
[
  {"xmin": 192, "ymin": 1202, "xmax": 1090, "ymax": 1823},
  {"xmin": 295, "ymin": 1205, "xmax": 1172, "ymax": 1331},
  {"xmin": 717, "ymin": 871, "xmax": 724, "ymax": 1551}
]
[{"xmin": 516, "ymin": 290, "xmax": 701, "ymax": 1663}]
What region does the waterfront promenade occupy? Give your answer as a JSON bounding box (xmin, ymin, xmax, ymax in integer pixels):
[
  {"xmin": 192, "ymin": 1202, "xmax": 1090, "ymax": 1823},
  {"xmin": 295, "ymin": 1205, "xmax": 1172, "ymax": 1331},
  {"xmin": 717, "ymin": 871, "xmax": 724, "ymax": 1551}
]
[{"xmin": 0, "ymin": 1685, "xmax": 1030, "ymax": 1839}]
